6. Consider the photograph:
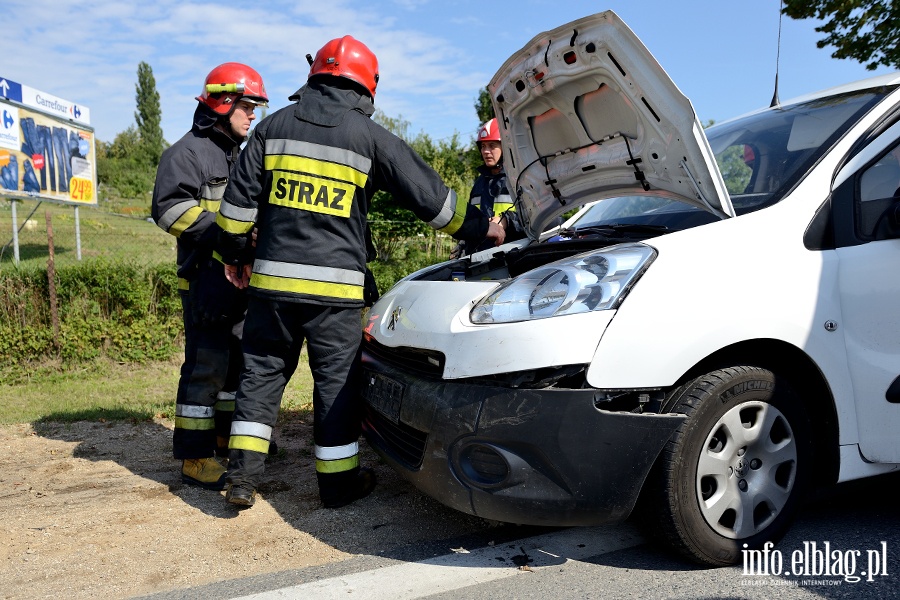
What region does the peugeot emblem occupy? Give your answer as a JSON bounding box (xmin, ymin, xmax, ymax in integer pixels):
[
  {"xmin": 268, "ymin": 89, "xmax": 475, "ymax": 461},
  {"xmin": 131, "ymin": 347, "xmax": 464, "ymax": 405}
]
[{"xmin": 387, "ymin": 307, "xmax": 402, "ymax": 331}]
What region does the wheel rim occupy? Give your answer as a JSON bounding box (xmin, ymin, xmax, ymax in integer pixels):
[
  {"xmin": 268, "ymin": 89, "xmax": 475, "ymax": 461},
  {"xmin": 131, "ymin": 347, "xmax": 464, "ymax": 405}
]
[{"xmin": 695, "ymin": 400, "xmax": 798, "ymax": 539}]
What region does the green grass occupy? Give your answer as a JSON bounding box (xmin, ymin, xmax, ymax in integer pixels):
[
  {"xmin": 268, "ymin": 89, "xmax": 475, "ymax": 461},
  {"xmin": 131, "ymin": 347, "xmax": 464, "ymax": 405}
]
[
  {"xmin": 0, "ymin": 199, "xmax": 174, "ymax": 271},
  {"xmin": 0, "ymin": 351, "xmax": 315, "ymax": 425}
]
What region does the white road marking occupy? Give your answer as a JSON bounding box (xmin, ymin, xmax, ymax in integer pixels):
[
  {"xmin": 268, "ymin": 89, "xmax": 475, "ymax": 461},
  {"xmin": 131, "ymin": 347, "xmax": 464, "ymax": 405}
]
[{"xmin": 231, "ymin": 523, "xmax": 645, "ymax": 600}]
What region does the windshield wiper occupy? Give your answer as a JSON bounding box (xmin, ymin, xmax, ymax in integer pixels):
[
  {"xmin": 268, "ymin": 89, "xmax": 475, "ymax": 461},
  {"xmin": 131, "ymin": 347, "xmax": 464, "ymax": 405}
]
[
  {"xmin": 561, "ymin": 223, "xmax": 669, "ymax": 238},
  {"xmin": 598, "ymin": 223, "xmax": 669, "ymax": 233}
]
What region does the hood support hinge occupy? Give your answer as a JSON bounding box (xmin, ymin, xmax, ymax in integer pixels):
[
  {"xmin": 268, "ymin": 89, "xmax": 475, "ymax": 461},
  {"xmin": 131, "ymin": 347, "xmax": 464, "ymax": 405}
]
[
  {"xmin": 679, "ymin": 159, "xmax": 728, "ymax": 219},
  {"xmin": 622, "ymin": 135, "xmax": 650, "ymax": 191},
  {"xmin": 544, "ymin": 163, "xmax": 565, "ymax": 205}
]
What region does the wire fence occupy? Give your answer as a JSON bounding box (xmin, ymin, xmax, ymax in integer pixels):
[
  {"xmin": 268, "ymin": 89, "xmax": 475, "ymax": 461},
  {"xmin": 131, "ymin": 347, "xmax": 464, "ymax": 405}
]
[
  {"xmin": 0, "ymin": 198, "xmax": 169, "ymax": 271},
  {"xmin": 0, "ymin": 197, "xmax": 456, "ymax": 272}
]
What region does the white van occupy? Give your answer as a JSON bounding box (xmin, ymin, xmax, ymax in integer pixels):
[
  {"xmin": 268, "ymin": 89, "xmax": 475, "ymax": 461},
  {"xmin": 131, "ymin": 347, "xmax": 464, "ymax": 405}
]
[{"xmin": 360, "ymin": 11, "xmax": 900, "ymax": 565}]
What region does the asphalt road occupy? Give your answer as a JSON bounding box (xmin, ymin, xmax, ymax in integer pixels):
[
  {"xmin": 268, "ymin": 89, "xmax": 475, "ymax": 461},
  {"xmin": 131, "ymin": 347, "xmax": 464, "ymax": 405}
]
[{"xmin": 140, "ymin": 472, "xmax": 900, "ymax": 600}]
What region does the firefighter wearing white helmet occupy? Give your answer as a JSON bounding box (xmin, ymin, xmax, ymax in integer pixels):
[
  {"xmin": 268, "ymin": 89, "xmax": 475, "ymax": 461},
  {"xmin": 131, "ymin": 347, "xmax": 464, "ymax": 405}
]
[
  {"xmin": 215, "ymin": 36, "xmax": 505, "ymax": 508},
  {"xmin": 452, "ymin": 118, "xmax": 524, "ymax": 258},
  {"xmin": 151, "ymin": 62, "xmax": 269, "ymax": 490}
]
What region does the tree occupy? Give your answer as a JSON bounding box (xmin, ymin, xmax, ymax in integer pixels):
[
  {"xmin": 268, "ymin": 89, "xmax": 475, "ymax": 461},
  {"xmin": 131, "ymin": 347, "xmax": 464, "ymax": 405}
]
[
  {"xmin": 475, "ymin": 86, "xmax": 494, "ymax": 125},
  {"xmin": 782, "ymin": 0, "xmax": 900, "ymax": 70},
  {"xmin": 368, "ymin": 111, "xmax": 480, "ymax": 260},
  {"xmin": 373, "ymin": 111, "xmax": 410, "ymax": 141},
  {"xmin": 717, "ymin": 145, "xmax": 753, "ymax": 196},
  {"xmin": 97, "ymin": 62, "xmax": 166, "ymax": 206},
  {"xmin": 97, "ymin": 126, "xmax": 157, "ymax": 200},
  {"xmin": 135, "ymin": 61, "xmax": 165, "ymax": 165}
]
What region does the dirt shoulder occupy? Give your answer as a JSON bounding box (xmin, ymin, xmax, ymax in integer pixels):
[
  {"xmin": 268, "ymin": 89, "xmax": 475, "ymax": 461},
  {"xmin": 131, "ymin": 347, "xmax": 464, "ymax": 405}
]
[{"xmin": 0, "ymin": 419, "xmax": 487, "ymax": 599}]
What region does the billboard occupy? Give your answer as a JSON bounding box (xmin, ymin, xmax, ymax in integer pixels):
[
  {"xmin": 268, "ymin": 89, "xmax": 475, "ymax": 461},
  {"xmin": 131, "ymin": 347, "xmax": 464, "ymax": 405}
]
[{"xmin": 0, "ymin": 75, "xmax": 97, "ymax": 206}]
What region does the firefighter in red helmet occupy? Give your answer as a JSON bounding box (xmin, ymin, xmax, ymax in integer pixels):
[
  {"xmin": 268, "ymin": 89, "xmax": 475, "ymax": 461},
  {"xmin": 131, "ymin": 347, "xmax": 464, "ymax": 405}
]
[
  {"xmin": 451, "ymin": 117, "xmax": 525, "ymax": 258},
  {"xmin": 151, "ymin": 62, "xmax": 268, "ymax": 490},
  {"xmin": 216, "ymin": 36, "xmax": 505, "ymax": 508}
]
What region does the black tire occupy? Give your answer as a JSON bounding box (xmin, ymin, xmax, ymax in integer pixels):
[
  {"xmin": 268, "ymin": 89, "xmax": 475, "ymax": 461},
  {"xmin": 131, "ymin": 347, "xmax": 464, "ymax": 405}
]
[{"xmin": 652, "ymin": 366, "xmax": 811, "ymax": 566}]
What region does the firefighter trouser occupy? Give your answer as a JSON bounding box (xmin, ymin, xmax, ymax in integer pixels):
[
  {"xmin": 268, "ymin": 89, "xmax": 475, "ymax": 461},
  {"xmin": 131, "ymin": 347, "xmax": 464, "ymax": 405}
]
[
  {"xmin": 227, "ymin": 298, "xmax": 364, "ymax": 497},
  {"xmin": 173, "ymin": 288, "xmax": 244, "ymax": 459}
]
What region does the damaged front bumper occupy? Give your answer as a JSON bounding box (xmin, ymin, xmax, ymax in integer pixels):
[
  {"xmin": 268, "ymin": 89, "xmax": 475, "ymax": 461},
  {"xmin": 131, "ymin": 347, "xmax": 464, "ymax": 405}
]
[{"xmin": 360, "ymin": 346, "xmax": 686, "ymax": 526}]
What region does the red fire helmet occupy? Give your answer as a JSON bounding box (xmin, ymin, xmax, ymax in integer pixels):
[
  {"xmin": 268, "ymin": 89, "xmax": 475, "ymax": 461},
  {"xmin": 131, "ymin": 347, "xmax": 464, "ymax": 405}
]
[
  {"xmin": 308, "ymin": 36, "xmax": 379, "ymax": 97},
  {"xmin": 197, "ymin": 62, "xmax": 269, "ymax": 116},
  {"xmin": 477, "ymin": 118, "xmax": 501, "ymax": 145}
]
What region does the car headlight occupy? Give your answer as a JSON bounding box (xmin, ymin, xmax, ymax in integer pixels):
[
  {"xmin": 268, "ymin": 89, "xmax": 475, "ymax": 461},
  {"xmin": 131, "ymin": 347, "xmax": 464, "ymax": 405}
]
[{"xmin": 470, "ymin": 243, "xmax": 657, "ymax": 323}]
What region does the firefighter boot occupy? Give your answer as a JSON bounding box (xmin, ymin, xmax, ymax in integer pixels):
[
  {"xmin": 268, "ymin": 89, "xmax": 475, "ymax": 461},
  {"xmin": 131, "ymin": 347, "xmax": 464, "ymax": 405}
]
[
  {"xmin": 225, "ymin": 483, "xmax": 257, "ymax": 507},
  {"xmin": 320, "ymin": 467, "xmax": 377, "ymax": 509},
  {"xmin": 182, "ymin": 458, "xmax": 227, "ymax": 490}
]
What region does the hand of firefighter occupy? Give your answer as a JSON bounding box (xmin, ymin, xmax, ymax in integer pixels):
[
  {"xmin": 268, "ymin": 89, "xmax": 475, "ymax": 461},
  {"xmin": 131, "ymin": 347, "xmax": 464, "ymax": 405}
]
[
  {"xmin": 224, "ymin": 264, "xmax": 252, "ymax": 289},
  {"xmin": 485, "ymin": 219, "xmax": 506, "ymax": 247},
  {"xmin": 190, "ymin": 261, "xmax": 248, "ymax": 327},
  {"xmin": 449, "ymin": 241, "xmax": 464, "ymax": 259}
]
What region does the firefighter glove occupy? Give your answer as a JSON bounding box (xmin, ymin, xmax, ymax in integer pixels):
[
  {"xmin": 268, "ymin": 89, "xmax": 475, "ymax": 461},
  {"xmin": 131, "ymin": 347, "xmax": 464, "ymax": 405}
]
[{"xmin": 189, "ymin": 260, "xmax": 248, "ymax": 328}]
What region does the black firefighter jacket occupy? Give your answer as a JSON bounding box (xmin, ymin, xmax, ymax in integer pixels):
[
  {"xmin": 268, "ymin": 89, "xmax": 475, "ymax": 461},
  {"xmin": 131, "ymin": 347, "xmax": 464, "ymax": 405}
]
[
  {"xmin": 466, "ymin": 165, "xmax": 524, "ymax": 254},
  {"xmin": 152, "ymin": 105, "xmax": 240, "ymax": 282},
  {"xmin": 215, "ymin": 80, "xmax": 490, "ymax": 308}
]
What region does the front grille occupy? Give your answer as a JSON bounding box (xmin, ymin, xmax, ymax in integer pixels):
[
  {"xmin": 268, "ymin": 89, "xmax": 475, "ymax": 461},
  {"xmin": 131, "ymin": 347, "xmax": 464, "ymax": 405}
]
[
  {"xmin": 364, "ymin": 405, "xmax": 428, "ymax": 469},
  {"xmin": 362, "ymin": 336, "xmax": 444, "ymax": 377}
]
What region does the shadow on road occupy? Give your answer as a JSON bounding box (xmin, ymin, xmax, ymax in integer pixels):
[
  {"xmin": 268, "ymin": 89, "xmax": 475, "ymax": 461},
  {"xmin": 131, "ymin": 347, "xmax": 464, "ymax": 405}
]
[{"xmin": 31, "ymin": 411, "xmax": 535, "ymax": 565}]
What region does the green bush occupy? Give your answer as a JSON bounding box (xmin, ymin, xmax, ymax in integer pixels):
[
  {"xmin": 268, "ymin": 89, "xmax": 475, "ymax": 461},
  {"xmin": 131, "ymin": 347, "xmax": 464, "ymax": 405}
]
[
  {"xmin": 368, "ymin": 235, "xmax": 452, "ymax": 296},
  {"xmin": 0, "ymin": 235, "xmax": 447, "ymax": 381},
  {"xmin": 0, "ymin": 260, "xmax": 182, "ymax": 369}
]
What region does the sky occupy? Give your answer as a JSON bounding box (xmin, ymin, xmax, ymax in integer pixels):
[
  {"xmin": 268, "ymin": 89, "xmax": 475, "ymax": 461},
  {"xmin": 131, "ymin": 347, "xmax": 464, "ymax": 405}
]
[{"xmin": 1, "ymin": 0, "xmax": 895, "ymax": 146}]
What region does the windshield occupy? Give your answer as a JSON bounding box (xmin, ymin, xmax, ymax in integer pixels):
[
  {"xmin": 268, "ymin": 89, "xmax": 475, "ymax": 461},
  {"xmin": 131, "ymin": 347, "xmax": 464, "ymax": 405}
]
[
  {"xmin": 552, "ymin": 85, "xmax": 893, "ymax": 242},
  {"xmin": 707, "ymin": 87, "xmax": 892, "ymax": 211},
  {"xmin": 565, "ymin": 195, "xmax": 711, "ymax": 234}
]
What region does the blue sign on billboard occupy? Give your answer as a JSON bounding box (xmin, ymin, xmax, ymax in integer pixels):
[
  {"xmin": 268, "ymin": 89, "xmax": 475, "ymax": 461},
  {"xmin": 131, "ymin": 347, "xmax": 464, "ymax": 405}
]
[{"xmin": 0, "ymin": 76, "xmax": 24, "ymax": 104}]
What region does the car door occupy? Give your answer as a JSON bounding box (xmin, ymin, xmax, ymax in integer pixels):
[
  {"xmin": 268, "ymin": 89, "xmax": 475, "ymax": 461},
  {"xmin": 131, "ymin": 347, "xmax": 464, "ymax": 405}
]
[{"xmin": 832, "ymin": 120, "xmax": 900, "ymax": 462}]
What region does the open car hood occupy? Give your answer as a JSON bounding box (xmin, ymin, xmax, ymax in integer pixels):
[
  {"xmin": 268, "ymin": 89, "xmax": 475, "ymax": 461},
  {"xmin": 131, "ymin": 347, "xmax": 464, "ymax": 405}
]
[{"xmin": 489, "ymin": 11, "xmax": 734, "ymax": 238}]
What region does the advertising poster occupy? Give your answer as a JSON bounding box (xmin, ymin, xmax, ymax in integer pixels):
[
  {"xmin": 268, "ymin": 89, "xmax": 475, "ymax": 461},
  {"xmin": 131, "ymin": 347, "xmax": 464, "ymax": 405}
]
[{"xmin": 0, "ymin": 94, "xmax": 97, "ymax": 206}]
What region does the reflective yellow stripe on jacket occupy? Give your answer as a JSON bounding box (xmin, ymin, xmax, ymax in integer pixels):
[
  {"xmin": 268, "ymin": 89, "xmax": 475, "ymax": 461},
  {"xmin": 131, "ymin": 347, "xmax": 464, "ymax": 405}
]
[
  {"xmin": 249, "ymin": 260, "xmax": 365, "ymax": 301},
  {"xmin": 263, "ymin": 139, "xmax": 371, "ymax": 219},
  {"xmin": 470, "ymin": 192, "xmax": 515, "ymax": 217},
  {"xmin": 216, "ymin": 201, "xmax": 257, "ymax": 235},
  {"xmin": 429, "ymin": 188, "xmax": 467, "ymax": 236},
  {"xmin": 159, "ymin": 180, "xmax": 226, "ymax": 237}
]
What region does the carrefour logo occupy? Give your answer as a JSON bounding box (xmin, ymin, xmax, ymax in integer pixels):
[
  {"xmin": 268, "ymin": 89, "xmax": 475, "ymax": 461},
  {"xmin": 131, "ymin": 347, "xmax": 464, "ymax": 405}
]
[
  {"xmin": 71, "ymin": 105, "xmax": 82, "ymax": 119},
  {"xmin": 35, "ymin": 94, "xmax": 69, "ymax": 116},
  {"xmin": 2, "ymin": 110, "xmax": 13, "ymax": 129}
]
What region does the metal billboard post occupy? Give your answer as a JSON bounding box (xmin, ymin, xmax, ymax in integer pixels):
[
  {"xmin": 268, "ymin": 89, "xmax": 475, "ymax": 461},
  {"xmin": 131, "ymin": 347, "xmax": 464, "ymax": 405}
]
[
  {"xmin": 10, "ymin": 197, "xmax": 19, "ymax": 264},
  {"xmin": 74, "ymin": 206, "xmax": 81, "ymax": 260}
]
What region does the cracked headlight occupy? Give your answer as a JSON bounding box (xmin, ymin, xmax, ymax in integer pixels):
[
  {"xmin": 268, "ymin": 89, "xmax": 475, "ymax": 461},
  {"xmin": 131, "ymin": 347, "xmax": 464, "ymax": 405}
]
[{"xmin": 470, "ymin": 243, "xmax": 656, "ymax": 323}]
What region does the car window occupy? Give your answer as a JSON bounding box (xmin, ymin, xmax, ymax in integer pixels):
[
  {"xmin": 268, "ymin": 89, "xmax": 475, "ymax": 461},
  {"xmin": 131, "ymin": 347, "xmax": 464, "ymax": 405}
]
[
  {"xmin": 857, "ymin": 141, "xmax": 900, "ymax": 238},
  {"xmin": 707, "ymin": 88, "xmax": 890, "ymax": 213}
]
